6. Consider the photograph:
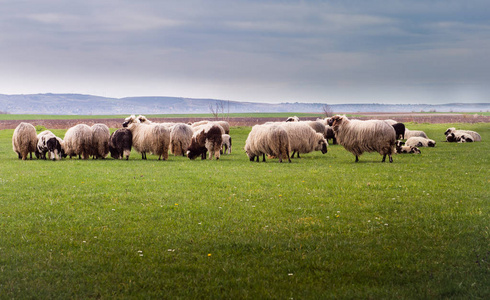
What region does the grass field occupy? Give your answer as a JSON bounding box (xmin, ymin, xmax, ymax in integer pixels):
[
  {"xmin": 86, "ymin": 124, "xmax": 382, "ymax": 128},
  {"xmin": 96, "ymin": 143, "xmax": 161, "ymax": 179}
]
[{"xmin": 0, "ymin": 122, "xmax": 489, "ymax": 299}]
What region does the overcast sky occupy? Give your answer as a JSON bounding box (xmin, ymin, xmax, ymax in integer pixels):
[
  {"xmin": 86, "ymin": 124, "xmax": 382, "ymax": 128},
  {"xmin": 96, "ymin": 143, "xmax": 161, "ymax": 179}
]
[{"xmin": 1, "ymin": 1, "xmax": 489, "ymax": 104}]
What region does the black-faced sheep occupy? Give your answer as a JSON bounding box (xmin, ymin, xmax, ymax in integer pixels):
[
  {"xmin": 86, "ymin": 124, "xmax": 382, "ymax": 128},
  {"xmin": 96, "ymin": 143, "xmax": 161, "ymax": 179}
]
[
  {"xmin": 405, "ymin": 137, "xmax": 436, "ymax": 147},
  {"xmin": 446, "ymin": 132, "xmax": 474, "ymax": 143},
  {"xmin": 244, "ymin": 124, "xmax": 291, "ymax": 163},
  {"xmin": 392, "ymin": 123, "xmax": 406, "ymax": 140},
  {"xmin": 64, "ymin": 124, "xmax": 93, "ymax": 159},
  {"xmin": 187, "ymin": 124, "xmax": 223, "ymax": 160},
  {"xmin": 395, "ymin": 141, "xmax": 421, "ymax": 154},
  {"xmin": 221, "ymin": 134, "xmax": 232, "ymax": 154},
  {"xmin": 109, "ymin": 129, "xmax": 133, "ymax": 160},
  {"xmin": 91, "ymin": 123, "xmax": 110, "ymax": 159},
  {"xmin": 12, "ymin": 122, "xmax": 38, "ymax": 160},
  {"xmin": 444, "ymin": 127, "xmax": 481, "ymax": 142},
  {"xmin": 36, "ymin": 130, "xmax": 64, "ymax": 160},
  {"xmin": 328, "ymin": 115, "xmax": 396, "ymax": 163},
  {"xmin": 404, "ymin": 129, "xmax": 428, "ymax": 139},
  {"xmin": 281, "ymin": 122, "xmax": 328, "ymax": 158},
  {"xmin": 122, "ymin": 115, "xmax": 170, "ymax": 160},
  {"xmin": 170, "ymin": 123, "xmax": 194, "ymax": 156}
]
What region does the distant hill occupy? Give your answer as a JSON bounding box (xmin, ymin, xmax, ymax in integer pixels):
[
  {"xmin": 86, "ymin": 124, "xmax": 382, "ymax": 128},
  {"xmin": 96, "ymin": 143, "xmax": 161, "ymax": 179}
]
[{"xmin": 0, "ymin": 93, "xmax": 488, "ymax": 115}]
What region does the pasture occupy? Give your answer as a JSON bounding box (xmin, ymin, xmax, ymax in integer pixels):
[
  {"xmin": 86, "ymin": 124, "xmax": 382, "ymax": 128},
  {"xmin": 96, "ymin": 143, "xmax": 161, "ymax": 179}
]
[{"xmin": 0, "ymin": 122, "xmax": 488, "ymax": 299}]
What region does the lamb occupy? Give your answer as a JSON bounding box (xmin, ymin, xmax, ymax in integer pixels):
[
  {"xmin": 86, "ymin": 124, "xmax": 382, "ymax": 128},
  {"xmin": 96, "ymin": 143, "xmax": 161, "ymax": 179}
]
[
  {"xmin": 109, "ymin": 128, "xmax": 133, "ymax": 160},
  {"xmin": 444, "ymin": 127, "xmax": 481, "ymax": 142},
  {"xmin": 169, "ymin": 123, "xmax": 194, "ymax": 156},
  {"xmin": 36, "ymin": 130, "xmax": 64, "ymax": 160},
  {"xmin": 404, "ymin": 129, "xmax": 428, "ymax": 139},
  {"xmin": 91, "ymin": 123, "xmax": 110, "ymax": 159},
  {"xmin": 122, "ymin": 115, "xmax": 170, "ymax": 160},
  {"xmin": 244, "ymin": 124, "xmax": 291, "ymax": 163},
  {"xmin": 327, "ymin": 115, "xmax": 396, "ymax": 163},
  {"xmin": 63, "ymin": 124, "xmax": 93, "ymax": 159},
  {"xmin": 221, "ymin": 134, "xmax": 232, "ymax": 154},
  {"xmin": 12, "ymin": 122, "xmax": 38, "ymax": 160},
  {"xmin": 392, "ymin": 123, "xmax": 406, "ymax": 140},
  {"xmin": 281, "ymin": 122, "xmax": 328, "ymax": 158},
  {"xmin": 405, "ymin": 137, "xmax": 436, "ymax": 147},
  {"xmin": 395, "ymin": 141, "xmax": 421, "ymax": 154},
  {"xmin": 187, "ymin": 124, "xmax": 223, "ymax": 160}
]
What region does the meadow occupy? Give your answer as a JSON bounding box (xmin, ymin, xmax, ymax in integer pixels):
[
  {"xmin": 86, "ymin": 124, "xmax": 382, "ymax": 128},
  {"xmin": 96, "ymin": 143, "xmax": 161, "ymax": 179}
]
[{"xmin": 0, "ymin": 122, "xmax": 488, "ymax": 299}]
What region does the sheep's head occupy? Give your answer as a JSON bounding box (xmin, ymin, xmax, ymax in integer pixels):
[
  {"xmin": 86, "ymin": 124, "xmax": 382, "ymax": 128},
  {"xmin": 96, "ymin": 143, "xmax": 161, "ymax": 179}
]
[
  {"xmin": 410, "ymin": 146, "xmax": 421, "ymax": 154},
  {"xmin": 286, "ymin": 116, "xmax": 299, "ymax": 122},
  {"xmin": 427, "ymin": 140, "xmax": 436, "ymax": 147},
  {"xmin": 327, "ymin": 115, "xmax": 345, "ymax": 128},
  {"xmin": 446, "ymin": 133, "xmax": 457, "ymax": 142},
  {"xmin": 122, "ymin": 115, "xmax": 137, "ymax": 128},
  {"xmin": 444, "ymin": 127, "xmax": 456, "ymax": 136},
  {"xmin": 395, "ymin": 140, "xmax": 405, "ymax": 147},
  {"xmin": 137, "ymin": 115, "xmax": 151, "ymax": 124},
  {"xmin": 315, "ymin": 134, "xmax": 328, "ymax": 154}
]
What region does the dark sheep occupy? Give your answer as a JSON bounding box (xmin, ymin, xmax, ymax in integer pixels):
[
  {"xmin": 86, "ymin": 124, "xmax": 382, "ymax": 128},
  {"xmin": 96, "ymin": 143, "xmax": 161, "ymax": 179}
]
[
  {"xmin": 109, "ymin": 129, "xmax": 133, "ymax": 160},
  {"xmin": 392, "ymin": 123, "xmax": 406, "ymax": 140},
  {"xmin": 187, "ymin": 124, "xmax": 223, "ymax": 160}
]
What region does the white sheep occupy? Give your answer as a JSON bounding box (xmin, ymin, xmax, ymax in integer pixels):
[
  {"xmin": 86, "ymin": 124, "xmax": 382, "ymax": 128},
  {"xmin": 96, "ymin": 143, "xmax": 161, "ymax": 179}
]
[
  {"xmin": 444, "ymin": 127, "xmax": 481, "ymax": 142},
  {"xmin": 327, "ymin": 115, "xmax": 396, "ymax": 163},
  {"xmin": 404, "ymin": 129, "xmax": 428, "ymax": 139},
  {"xmin": 405, "ymin": 137, "xmax": 436, "ymax": 147},
  {"xmin": 244, "ymin": 124, "xmax": 291, "ymax": 163},
  {"xmin": 221, "ymin": 134, "xmax": 232, "ymax": 154},
  {"xmin": 170, "ymin": 123, "xmax": 194, "ymax": 156},
  {"xmin": 395, "ymin": 141, "xmax": 421, "ymax": 154},
  {"xmin": 281, "ymin": 122, "xmax": 328, "ymax": 158},
  {"xmin": 12, "ymin": 122, "xmax": 38, "ymax": 160},
  {"xmin": 91, "ymin": 123, "xmax": 110, "ymax": 159},
  {"xmin": 64, "ymin": 124, "xmax": 93, "ymax": 159},
  {"xmin": 286, "ymin": 116, "xmax": 300, "ymax": 122},
  {"xmin": 191, "ymin": 120, "xmax": 230, "ymax": 134},
  {"xmin": 122, "ymin": 115, "xmax": 170, "ymax": 160}
]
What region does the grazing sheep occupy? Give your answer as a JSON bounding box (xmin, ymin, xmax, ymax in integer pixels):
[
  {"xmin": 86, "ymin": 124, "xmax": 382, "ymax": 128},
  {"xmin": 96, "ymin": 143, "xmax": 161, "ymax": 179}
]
[
  {"xmin": 405, "ymin": 137, "xmax": 436, "ymax": 147},
  {"xmin": 64, "ymin": 124, "xmax": 93, "ymax": 159},
  {"xmin": 187, "ymin": 124, "xmax": 223, "ymax": 160},
  {"xmin": 327, "ymin": 115, "xmax": 396, "ymax": 163},
  {"xmin": 444, "ymin": 127, "xmax": 481, "ymax": 142},
  {"xmin": 170, "ymin": 123, "xmax": 194, "ymax": 156},
  {"xmin": 392, "ymin": 123, "xmax": 406, "ymax": 139},
  {"xmin": 395, "ymin": 140, "xmax": 421, "ymax": 154},
  {"xmin": 221, "ymin": 134, "xmax": 232, "ymax": 154},
  {"xmin": 122, "ymin": 115, "xmax": 170, "ymax": 160},
  {"xmin": 91, "ymin": 123, "xmax": 110, "ymax": 159},
  {"xmin": 286, "ymin": 116, "xmax": 300, "ymax": 122},
  {"xmin": 244, "ymin": 124, "xmax": 291, "ymax": 163},
  {"xmin": 109, "ymin": 129, "xmax": 133, "ymax": 160},
  {"xmin": 281, "ymin": 122, "xmax": 328, "ymax": 158},
  {"xmin": 404, "ymin": 129, "xmax": 428, "ymax": 139},
  {"xmin": 36, "ymin": 130, "xmax": 63, "ymax": 160},
  {"xmin": 12, "ymin": 122, "xmax": 38, "ymax": 160}
]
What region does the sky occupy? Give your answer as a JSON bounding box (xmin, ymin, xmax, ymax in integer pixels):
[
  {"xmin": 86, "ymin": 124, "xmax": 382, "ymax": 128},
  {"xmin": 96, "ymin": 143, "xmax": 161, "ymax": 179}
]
[{"xmin": 1, "ymin": 0, "xmax": 489, "ymax": 104}]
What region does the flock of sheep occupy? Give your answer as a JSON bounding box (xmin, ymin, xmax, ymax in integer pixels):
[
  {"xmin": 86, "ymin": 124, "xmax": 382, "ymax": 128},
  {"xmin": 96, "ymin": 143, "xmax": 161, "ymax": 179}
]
[{"xmin": 11, "ymin": 114, "xmax": 482, "ymax": 163}]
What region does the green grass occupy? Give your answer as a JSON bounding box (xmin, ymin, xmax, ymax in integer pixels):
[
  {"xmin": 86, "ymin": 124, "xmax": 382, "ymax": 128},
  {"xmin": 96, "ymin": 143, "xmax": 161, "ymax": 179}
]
[{"xmin": 0, "ymin": 123, "xmax": 489, "ymax": 299}]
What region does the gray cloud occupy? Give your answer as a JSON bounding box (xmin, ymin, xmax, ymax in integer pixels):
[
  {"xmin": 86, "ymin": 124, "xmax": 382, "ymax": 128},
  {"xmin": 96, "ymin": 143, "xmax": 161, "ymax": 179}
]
[{"xmin": 0, "ymin": 0, "xmax": 489, "ymax": 104}]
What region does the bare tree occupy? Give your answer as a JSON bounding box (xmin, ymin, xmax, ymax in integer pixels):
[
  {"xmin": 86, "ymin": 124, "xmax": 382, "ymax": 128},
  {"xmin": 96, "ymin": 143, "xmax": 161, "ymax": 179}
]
[
  {"xmin": 209, "ymin": 101, "xmax": 225, "ymax": 119},
  {"xmin": 322, "ymin": 104, "xmax": 333, "ymax": 118}
]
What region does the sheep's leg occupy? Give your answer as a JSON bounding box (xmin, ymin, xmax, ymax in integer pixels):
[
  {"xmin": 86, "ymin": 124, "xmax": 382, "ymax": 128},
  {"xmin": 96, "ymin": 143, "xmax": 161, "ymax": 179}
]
[
  {"xmin": 382, "ymin": 154, "xmax": 386, "ymax": 162},
  {"xmin": 262, "ymin": 153, "xmax": 266, "ymax": 162},
  {"xmin": 389, "ymin": 154, "xmax": 393, "ymax": 163},
  {"xmin": 291, "ymin": 151, "xmax": 296, "ymax": 158},
  {"xmin": 355, "ymin": 155, "xmax": 359, "ymax": 162}
]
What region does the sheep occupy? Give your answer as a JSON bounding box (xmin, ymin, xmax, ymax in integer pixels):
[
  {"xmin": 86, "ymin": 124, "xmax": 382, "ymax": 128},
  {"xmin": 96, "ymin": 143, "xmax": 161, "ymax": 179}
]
[
  {"xmin": 446, "ymin": 132, "xmax": 474, "ymax": 143},
  {"xmin": 325, "ymin": 125, "xmax": 337, "ymax": 145},
  {"xmin": 36, "ymin": 130, "xmax": 64, "ymax": 160},
  {"xmin": 12, "ymin": 122, "xmax": 38, "ymax": 160},
  {"xmin": 122, "ymin": 115, "xmax": 170, "ymax": 160},
  {"xmin": 244, "ymin": 124, "xmax": 291, "ymax": 163},
  {"xmin": 444, "ymin": 127, "xmax": 481, "ymax": 142},
  {"xmin": 169, "ymin": 123, "xmax": 194, "ymax": 156},
  {"xmin": 395, "ymin": 141, "xmax": 421, "ymax": 154},
  {"xmin": 91, "ymin": 123, "xmax": 110, "ymax": 159},
  {"xmin": 327, "ymin": 115, "xmax": 396, "ymax": 163},
  {"xmin": 384, "ymin": 119, "xmax": 398, "ymax": 126},
  {"xmin": 304, "ymin": 120, "xmax": 326, "ymax": 136},
  {"xmin": 404, "ymin": 129, "xmax": 428, "ymax": 139},
  {"xmin": 187, "ymin": 124, "xmax": 223, "ymax": 160},
  {"xmin": 221, "ymin": 134, "xmax": 232, "ymax": 154},
  {"xmin": 405, "ymin": 137, "xmax": 436, "ymax": 147},
  {"xmin": 137, "ymin": 115, "xmax": 175, "ymax": 128},
  {"xmin": 109, "ymin": 128, "xmax": 133, "ymax": 160},
  {"xmin": 392, "ymin": 123, "xmax": 406, "ymax": 140},
  {"xmin": 281, "ymin": 122, "xmax": 328, "ymax": 158},
  {"xmin": 286, "ymin": 116, "xmax": 300, "ymax": 122},
  {"xmin": 63, "ymin": 124, "xmax": 93, "ymax": 159},
  {"xmin": 191, "ymin": 120, "xmax": 230, "ymax": 134}
]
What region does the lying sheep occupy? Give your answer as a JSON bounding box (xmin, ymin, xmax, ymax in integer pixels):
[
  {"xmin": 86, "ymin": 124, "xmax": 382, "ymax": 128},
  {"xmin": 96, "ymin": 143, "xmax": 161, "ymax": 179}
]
[
  {"xmin": 404, "ymin": 129, "xmax": 428, "ymax": 139},
  {"xmin": 392, "ymin": 123, "xmax": 406, "ymax": 139},
  {"xmin": 405, "ymin": 137, "xmax": 436, "ymax": 147},
  {"xmin": 395, "ymin": 141, "xmax": 421, "ymax": 154},
  {"xmin": 187, "ymin": 124, "xmax": 223, "ymax": 160},
  {"xmin": 36, "ymin": 130, "xmax": 64, "ymax": 160},
  {"xmin": 446, "ymin": 132, "xmax": 474, "ymax": 143},
  {"xmin": 109, "ymin": 128, "xmax": 132, "ymax": 160},
  {"xmin": 244, "ymin": 124, "xmax": 290, "ymax": 163},
  {"xmin": 91, "ymin": 123, "xmax": 110, "ymax": 159},
  {"xmin": 444, "ymin": 127, "xmax": 481, "ymax": 142},
  {"xmin": 12, "ymin": 122, "xmax": 38, "ymax": 160},
  {"xmin": 328, "ymin": 115, "xmax": 396, "ymax": 163},
  {"xmin": 281, "ymin": 122, "xmax": 328, "ymax": 158},
  {"xmin": 122, "ymin": 115, "xmax": 170, "ymax": 160},
  {"xmin": 221, "ymin": 134, "xmax": 232, "ymax": 154},
  {"xmin": 64, "ymin": 124, "xmax": 93, "ymax": 159}
]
